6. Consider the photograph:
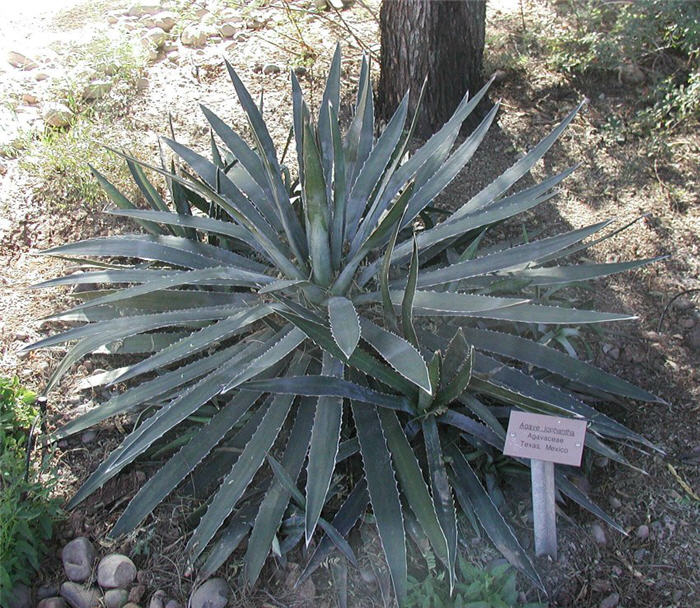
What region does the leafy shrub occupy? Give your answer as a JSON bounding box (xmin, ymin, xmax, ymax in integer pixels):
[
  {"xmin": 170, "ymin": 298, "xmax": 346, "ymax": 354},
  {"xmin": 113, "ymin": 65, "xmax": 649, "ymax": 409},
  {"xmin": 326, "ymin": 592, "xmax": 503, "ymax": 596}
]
[
  {"xmin": 0, "ymin": 377, "xmax": 62, "ymax": 595},
  {"xmin": 406, "ymin": 560, "xmax": 546, "ymax": 608},
  {"xmin": 544, "ymin": 0, "xmax": 700, "ymax": 130},
  {"xmin": 28, "ymin": 47, "xmax": 660, "ymax": 603}
]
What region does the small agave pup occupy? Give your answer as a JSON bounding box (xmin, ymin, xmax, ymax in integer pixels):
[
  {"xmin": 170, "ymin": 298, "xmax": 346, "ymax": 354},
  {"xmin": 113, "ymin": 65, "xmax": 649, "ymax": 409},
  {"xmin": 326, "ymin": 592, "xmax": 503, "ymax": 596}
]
[{"xmin": 28, "ymin": 46, "xmax": 662, "ymax": 603}]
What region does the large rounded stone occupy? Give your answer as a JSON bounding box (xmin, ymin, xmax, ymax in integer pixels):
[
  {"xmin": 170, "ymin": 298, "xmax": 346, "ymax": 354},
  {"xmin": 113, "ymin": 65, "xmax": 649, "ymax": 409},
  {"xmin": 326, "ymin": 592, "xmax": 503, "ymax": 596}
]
[
  {"xmin": 104, "ymin": 589, "xmax": 129, "ymax": 608},
  {"xmin": 7, "ymin": 51, "xmax": 38, "ymax": 70},
  {"xmin": 62, "ymin": 537, "xmax": 96, "ymax": 582},
  {"xmin": 60, "ymin": 582, "xmax": 101, "ymax": 608},
  {"xmin": 37, "ymin": 599, "xmax": 67, "ymax": 608},
  {"xmin": 97, "ymin": 554, "xmax": 137, "ymax": 589},
  {"xmin": 152, "ymin": 11, "xmax": 177, "ymax": 32},
  {"xmin": 43, "ymin": 102, "xmax": 73, "ymax": 128},
  {"xmin": 189, "ymin": 578, "xmax": 230, "ymax": 608}
]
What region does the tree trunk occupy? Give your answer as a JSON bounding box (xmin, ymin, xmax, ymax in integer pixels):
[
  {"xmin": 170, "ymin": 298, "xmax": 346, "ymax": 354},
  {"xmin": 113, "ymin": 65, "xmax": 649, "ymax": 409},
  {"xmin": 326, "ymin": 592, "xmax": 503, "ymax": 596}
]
[{"xmin": 377, "ymin": 0, "xmax": 487, "ymax": 138}]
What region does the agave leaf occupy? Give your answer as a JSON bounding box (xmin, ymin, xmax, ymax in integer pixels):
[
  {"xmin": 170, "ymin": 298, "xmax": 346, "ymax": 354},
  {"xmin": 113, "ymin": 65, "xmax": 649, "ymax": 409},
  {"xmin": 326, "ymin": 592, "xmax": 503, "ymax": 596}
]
[
  {"xmin": 439, "ymin": 328, "xmax": 470, "ymax": 392},
  {"xmin": 328, "ymin": 101, "xmax": 347, "ymax": 271},
  {"xmin": 454, "ymin": 100, "xmax": 585, "ymax": 219},
  {"xmin": 447, "ymin": 444, "xmax": 543, "ymax": 589},
  {"xmin": 435, "ymin": 345, "xmax": 473, "ymax": 408},
  {"xmin": 95, "ymin": 331, "xmax": 191, "ymax": 355},
  {"xmin": 318, "ymin": 43, "xmax": 341, "ymax": 193},
  {"xmin": 401, "ymin": 237, "xmax": 419, "ymax": 347},
  {"xmin": 438, "ymin": 410, "xmax": 503, "ymax": 449},
  {"xmin": 51, "ymin": 342, "xmax": 252, "ymax": 441},
  {"xmin": 422, "ymin": 417, "xmax": 457, "ymax": 591},
  {"xmin": 275, "ymin": 308, "xmax": 416, "ymax": 396},
  {"xmin": 126, "ymin": 158, "xmax": 171, "ymax": 215},
  {"xmin": 305, "ymin": 353, "xmax": 344, "ymax": 545},
  {"xmin": 352, "ymin": 401, "xmax": 407, "ymax": 604},
  {"xmin": 344, "ymin": 92, "xmax": 409, "ymax": 243},
  {"xmin": 106, "ymin": 208, "xmax": 255, "ymax": 247},
  {"xmin": 457, "ymin": 327, "xmax": 662, "ymax": 403},
  {"xmin": 199, "ymin": 501, "xmax": 259, "ymax": 581},
  {"xmin": 555, "ymin": 472, "xmax": 625, "ymax": 534},
  {"xmin": 328, "ymin": 297, "xmax": 361, "ymax": 359},
  {"xmin": 414, "ymin": 220, "xmax": 614, "ymax": 289},
  {"xmin": 110, "ymin": 387, "xmax": 265, "ymax": 537},
  {"xmin": 111, "ymin": 305, "xmax": 274, "ymax": 385},
  {"xmin": 245, "ymin": 397, "xmax": 316, "ymax": 585},
  {"xmin": 378, "ymin": 409, "xmax": 449, "ymax": 568},
  {"xmin": 297, "ymin": 479, "xmax": 369, "ymax": 585},
  {"xmin": 224, "ymin": 60, "xmax": 309, "ymax": 265},
  {"xmin": 291, "ymin": 69, "xmax": 307, "ymax": 184},
  {"xmin": 359, "ymin": 317, "xmax": 431, "ymax": 394},
  {"xmin": 379, "ymin": 190, "xmax": 411, "ymax": 331},
  {"xmin": 89, "ymin": 165, "xmax": 164, "ymax": 236},
  {"xmin": 186, "ymin": 356, "xmax": 308, "ymax": 561},
  {"xmin": 240, "ymin": 375, "xmax": 411, "ymax": 412},
  {"xmin": 458, "ymin": 394, "xmax": 506, "ymax": 440},
  {"xmin": 167, "ymin": 161, "xmax": 197, "ymax": 240},
  {"xmin": 301, "ymin": 118, "xmax": 333, "ymax": 286},
  {"xmin": 41, "ymin": 234, "xmax": 260, "ymax": 271},
  {"xmin": 343, "ymin": 55, "xmax": 374, "ymax": 192}
]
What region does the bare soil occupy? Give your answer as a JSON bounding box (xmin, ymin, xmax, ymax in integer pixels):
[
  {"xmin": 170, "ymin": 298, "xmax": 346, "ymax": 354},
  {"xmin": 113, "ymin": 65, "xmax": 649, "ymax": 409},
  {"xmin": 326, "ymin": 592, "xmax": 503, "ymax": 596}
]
[{"xmin": 0, "ymin": 1, "xmax": 698, "ymax": 607}]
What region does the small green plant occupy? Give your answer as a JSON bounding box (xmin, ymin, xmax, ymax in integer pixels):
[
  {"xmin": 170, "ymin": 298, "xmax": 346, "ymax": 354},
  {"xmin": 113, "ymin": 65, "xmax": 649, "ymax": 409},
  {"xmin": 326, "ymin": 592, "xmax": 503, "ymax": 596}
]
[
  {"xmin": 406, "ymin": 559, "xmax": 546, "ymax": 608},
  {"xmin": 0, "ymin": 377, "xmax": 62, "ymax": 596},
  {"xmin": 28, "ymin": 46, "xmax": 661, "ymax": 604}
]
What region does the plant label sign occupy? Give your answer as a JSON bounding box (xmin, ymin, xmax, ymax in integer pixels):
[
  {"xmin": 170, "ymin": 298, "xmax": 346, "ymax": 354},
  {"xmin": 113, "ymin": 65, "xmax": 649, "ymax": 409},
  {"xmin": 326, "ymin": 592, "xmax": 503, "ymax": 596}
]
[
  {"xmin": 503, "ymin": 411, "xmax": 587, "ymax": 466},
  {"xmin": 503, "ymin": 411, "xmax": 588, "ymax": 560}
]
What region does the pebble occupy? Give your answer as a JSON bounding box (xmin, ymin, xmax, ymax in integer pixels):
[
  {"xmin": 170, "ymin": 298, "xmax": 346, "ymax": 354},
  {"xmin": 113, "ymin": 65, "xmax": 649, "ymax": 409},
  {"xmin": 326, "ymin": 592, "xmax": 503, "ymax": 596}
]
[
  {"xmin": 22, "ymin": 92, "xmax": 38, "ymax": 104},
  {"xmin": 681, "ymin": 317, "xmax": 696, "ymax": 329},
  {"xmin": 164, "ymin": 601, "xmax": 180, "ymax": 608},
  {"xmin": 151, "ymin": 11, "xmax": 177, "ymax": 31},
  {"xmin": 97, "ymin": 554, "xmax": 137, "ymax": 589},
  {"xmin": 127, "ymin": 2, "xmax": 161, "ymax": 17},
  {"xmin": 636, "ymin": 524, "xmax": 650, "ymax": 540},
  {"xmin": 181, "ymin": 24, "xmax": 208, "ymax": 48},
  {"xmin": 618, "ymin": 63, "xmax": 645, "ymax": 85},
  {"xmin": 633, "ymin": 548, "xmax": 649, "ymax": 561},
  {"xmin": 262, "ymin": 63, "xmax": 281, "ymax": 75},
  {"xmin": 37, "ymin": 599, "xmax": 67, "ymax": 608},
  {"xmin": 609, "ymin": 496, "xmax": 622, "ymax": 509},
  {"xmin": 602, "ymin": 343, "xmax": 620, "ymax": 360},
  {"xmin": 104, "ymin": 589, "xmax": 129, "ymax": 608},
  {"xmin": 600, "ymin": 592, "xmax": 620, "ymax": 608},
  {"xmin": 6, "ymin": 584, "xmax": 32, "ymax": 608},
  {"xmin": 123, "ymin": 604, "xmax": 142, "ymax": 608},
  {"xmin": 293, "ymin": 65, "xmax": 307, "ymax": 77},
  {"xmin": 148, "ymin": 590, "xmax": 166, "ymax": 608},
  {"xmin": 145, "ymin": 27, "xmax": 167, "ymax": 49},
  {"xmin": 60, "ymin": 582, "xmax": 101, "ymax": 608},
  {"xmin": 218, "ymin": 23, "xmax": 237, "ymax": 38},
  {"xmin": 62, "ymin": 537, "xmax": 96, "ymax": 582},
  {"xmin": 38, "ymin": 584, "xmax": 60, "ymax": 600},
  {"xmin": 128, "ymin": 585, "xmax": 146, "ymax": 603},
  {"xmin": 136, "ymin": 77, "xmax": 149, "ymax": 91},
  {"xmin": 81, "ymin": 430, "xmax": 97, "ymax": 443},
  {"xmin": 7, "ymin": 51, "xmax": 38, "ymax": 70},
  {"xmin": 591, "ymin": 523, "xmax": 607, "ymax": 546},
  {"xmin": 35, "ymin": 71, "xmax": 50, "ymax": 81},
  {"xmin": 189, "ymin": 578, "xmax": 230, "ymax": 608}
]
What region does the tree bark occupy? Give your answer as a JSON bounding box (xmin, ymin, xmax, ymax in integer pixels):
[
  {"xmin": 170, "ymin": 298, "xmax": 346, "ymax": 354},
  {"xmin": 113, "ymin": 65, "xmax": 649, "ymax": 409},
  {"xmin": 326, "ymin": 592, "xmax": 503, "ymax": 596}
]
[{"xmin": 377, "ymin": 0, "xmax": 487, "ymax": 138}]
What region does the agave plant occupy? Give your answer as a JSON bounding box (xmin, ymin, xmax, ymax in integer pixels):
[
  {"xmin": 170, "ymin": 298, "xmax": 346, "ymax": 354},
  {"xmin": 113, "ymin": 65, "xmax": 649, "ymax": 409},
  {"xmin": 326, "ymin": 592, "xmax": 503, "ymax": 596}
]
[{"xmin": 28, "ymin": 46, "xmax": 661, "ymax": 602}]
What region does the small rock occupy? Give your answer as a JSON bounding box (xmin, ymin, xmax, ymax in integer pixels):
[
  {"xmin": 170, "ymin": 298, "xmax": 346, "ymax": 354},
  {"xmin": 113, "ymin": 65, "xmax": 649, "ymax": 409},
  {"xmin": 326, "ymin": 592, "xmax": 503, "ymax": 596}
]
[
  {"xmin": 97, "ymin": 554, "xmax": 137, "ymax": 589},
  {"xmin": 490, "ymin": 69, "xmax": 507, "ymax": 84},
  {"xmin": 82, "ymin": 80, "xmax": 112, "ymax": 101},
  {"xmin": 105, "ymin": 589, "xmax": 129, "ymax": 608},
  {"xmin": 22, "ymin": 92, "xmax": 38, "ymax": 104},
  {"xmin": 6, "ymin": 584, "xmax": 31, "ymax": 608},
  {"xmin": 618, "ymin": 63, "xmax": 645, "ymax": 85},
  {"xmin": 38, "ymin": 585, "xmax": 60, "ymax": 601},
  {"xmin": 128, "ymin": 585, "xmax": 146, "ymax": 603},
  {"xmin": 611, "ymin": 565, "xmax": 622, "ymax": 576},
  {"xmin": 81, "ymin": 430, "xmax": 97, "ymax": 443},
  {"xmin": 262, "ymin": 63, "xmax": 281, "ymax": 75},
  {"xmin": 62, "ymin": 537, "xmax": 96, "ymax": 582},
  {"xmin": 633, "ymin": 548, "xmax": 649, "ymax": 561},
  {"xmin": 136, "ymin": 77, "xmax": 149, "ymax": 91},
  {"xmin": 7, "ymin": 51, "xmax": 38, "ymax": 70},
  {"xmin": 37, "ymin": 599, "xmax": 67, "ymax": 608},
  {"xmin": 681, "ymin": 317, "xmax": 696, "ymax": 329},
  {"xmin": 218, "ymin": 23, "xmax": 237, "ymax": 38},
  {"xmin": 609, "ymin": 496, "xmax": 622, "ymax": 509},
  {"xmin": 123, "ymin": 604, "xmax": 141, "ymax": 608},
  {"xmin": 34, "ymin": 71, "xmax": 50, "ymax": 81},
  {"xmin": 293, "ymin": 65, "xmax": 307, "ymax": 77},
  {"xmin": 673, "ymin": 296, "xmax": 693, "ymax": 311},
  {"xmin": 252, "ymin": 62, "xmax": 263, "ymax": 73},
  {"xmin": 189, "ymin": 578, "xmax": 230, "ymax": 608},
  {"xmin": 60, "ymin": 582, "xmax": 101, "ymax": 608},
  {"xmin": 164, "ymin": 601, "xmax": 180, "ymax": 608},
  {"xmin": 108, "ymin": 15, "xmax": 119, "ymax": 24},
  {"xmin": 152, "ymin": 11, "xmax": 177, "ymax": 32},
  {"xmin": 148, "ymin": 590, "xmax": 166, "ymax": 608},
  {"xmin": 600, "ymin": 592, "xmax": 620, "ymax": 608},
  {"xmin": 145, "ymin": 27, "xmax": 167, "ymax": 48},
  {"xmin": 636, "ymin": 524, "xmax": 649, "ymax": 540},
  {"xmin": 686, "ymin": 326, "xmax": 700, "ymax": 352},
  {"xmin": 127, "ymin": 2, "xmax": 162, "ymax": 17},
  {"xmin": 602, "ymin": 343, "xmax": 620, "ymax": 360},
  {"xmin": 591, "ymin": 523, "xmax": 607, "ymax": 546},
  {"xmin": 181, "ymin": 24, "xmax": 208, "ymax": 48},
  {"xmin": 246, "ymin": 16, "xmax": 268, "ymax": 30}
]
